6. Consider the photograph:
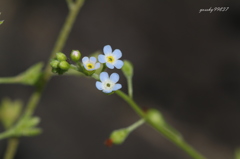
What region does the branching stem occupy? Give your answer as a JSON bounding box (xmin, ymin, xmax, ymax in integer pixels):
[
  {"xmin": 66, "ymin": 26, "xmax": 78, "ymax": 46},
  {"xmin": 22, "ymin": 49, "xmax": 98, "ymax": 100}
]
[
  {"xmin": 115, "ymin": 90, "xmax": 206, "ymax": 159},
  {"xmin": 3, "ymin": 0, "xmax": 85, "ymax": 159}
]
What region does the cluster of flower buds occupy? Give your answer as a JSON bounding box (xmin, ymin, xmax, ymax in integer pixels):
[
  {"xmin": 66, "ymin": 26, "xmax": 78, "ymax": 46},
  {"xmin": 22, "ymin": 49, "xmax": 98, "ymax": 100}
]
[{"xmin": 50, "ymin": 52, "xmax": 70, "ymax": 75}]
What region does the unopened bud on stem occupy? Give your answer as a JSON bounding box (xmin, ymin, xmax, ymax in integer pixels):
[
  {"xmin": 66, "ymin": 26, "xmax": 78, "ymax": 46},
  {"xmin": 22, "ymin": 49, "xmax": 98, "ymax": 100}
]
[{"xmin": 70, "ymin": 50, "xmax": 81, "ymax": 62}]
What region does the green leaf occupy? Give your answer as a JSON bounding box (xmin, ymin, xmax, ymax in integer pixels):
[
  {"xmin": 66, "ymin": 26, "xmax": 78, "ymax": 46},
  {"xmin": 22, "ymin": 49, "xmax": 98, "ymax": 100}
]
[
  {"xmin": 19, "ymin": 62, "xmax": 43, "ymax": 85},
  {"xmin": 20, "ymin": 128, "xmax": 42, "ymax": 137},
  {"xmin": 0, "ymin": 98, "xmax": 23, "ymax": 129},
  {"xmin": 0, "ymin": 115, "xmax": 42, "ymax": 139},
  {"xmin": 0, "ymin": 62, "xmax": 43, "ymax": 86}
]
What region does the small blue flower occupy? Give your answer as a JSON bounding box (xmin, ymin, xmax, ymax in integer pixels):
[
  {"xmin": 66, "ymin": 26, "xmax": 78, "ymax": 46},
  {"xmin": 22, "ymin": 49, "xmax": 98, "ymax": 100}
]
[
  {"xmin": 98, "ymin": 45, "xmax": 124, "ymax": 69},
  {"xmin": 82, "ymin": 56, "xmax": 100, "ymax": 71},
  {"xmin": 96, "ymin": 72, "xmax": 122, "ymax": 93}
]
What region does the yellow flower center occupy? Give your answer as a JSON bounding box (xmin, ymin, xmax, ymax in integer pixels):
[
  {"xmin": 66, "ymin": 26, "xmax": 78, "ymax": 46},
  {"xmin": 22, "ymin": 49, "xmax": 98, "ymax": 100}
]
[
  {"xmin": 87, "ymin": 63, "xmax": 94, "ymax": 69},
  {"xmin": 106, "ymin": 55, "xmax": 115, "ymax": 63}
]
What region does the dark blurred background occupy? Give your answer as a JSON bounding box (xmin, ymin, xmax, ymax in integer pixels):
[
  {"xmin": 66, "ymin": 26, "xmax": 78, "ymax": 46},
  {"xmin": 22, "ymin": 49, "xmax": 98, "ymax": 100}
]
[{"xmin": 0, "ymin": 0, "xmax": 240, "ymax": 158}]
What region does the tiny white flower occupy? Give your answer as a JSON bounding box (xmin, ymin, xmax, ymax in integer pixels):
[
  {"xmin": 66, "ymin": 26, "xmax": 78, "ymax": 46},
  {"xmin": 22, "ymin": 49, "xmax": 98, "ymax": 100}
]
[
  {"xmin": 96, "ymin": 72, "xmax": 122, "ymax": 93},
  {"xmin": 82, "ymin": 56, "xmax": 100, "ymax": 71},
  {"xmin": 98, "ymin": 45, "xmax": 124, "ymax": 69}
]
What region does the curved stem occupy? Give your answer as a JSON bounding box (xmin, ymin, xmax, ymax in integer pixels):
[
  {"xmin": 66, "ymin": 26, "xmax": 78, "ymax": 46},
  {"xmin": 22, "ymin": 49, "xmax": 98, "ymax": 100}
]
[
  {"xmin": 3, "ymin": 0, "xmax": 85, "ymax": 158},
  {"xmin": 115, "ymin": 90, "xmax": 206, "ymax": 159}
]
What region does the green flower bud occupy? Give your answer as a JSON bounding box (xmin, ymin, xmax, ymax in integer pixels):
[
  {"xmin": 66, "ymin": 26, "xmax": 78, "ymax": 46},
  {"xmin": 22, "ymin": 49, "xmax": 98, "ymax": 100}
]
[
  {"xmin": 56, "ymin": 52, "xmax": 67, "ymax": 61},
  {"xmin": 110, "ymin": 129, "xmax": 129, "ymax": 145},
  {"xmin": 146, "ymin": 109, "xmax": 165, "ymax": 126},
  {"xmin": 59, "ymin": 61, "xmax": 70, "ymax": 70},
  {"xmin": 50, "ymin": 60, "xmax": 59, "ymax": 68},
  {"xmin": 122, "ymin": 60, "xmax": 133, "ymax": 78},
  {"xmin": 70, "ymin": 50, "xmax": 81, "ymax": 62}
]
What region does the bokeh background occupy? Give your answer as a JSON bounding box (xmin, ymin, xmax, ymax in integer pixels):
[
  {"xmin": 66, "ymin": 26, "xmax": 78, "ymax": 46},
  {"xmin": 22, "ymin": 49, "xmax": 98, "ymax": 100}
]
[{"xmin": 0, "ymin": 0, "xmax": 240, "ymax": 158}]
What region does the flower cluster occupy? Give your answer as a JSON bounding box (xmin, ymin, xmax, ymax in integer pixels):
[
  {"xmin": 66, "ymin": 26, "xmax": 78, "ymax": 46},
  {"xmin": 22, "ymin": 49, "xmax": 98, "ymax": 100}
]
[
  {"xmin": 96, "ymin": 45, "xmax": 123, "ymax": 93},
  {"xmin": 50, "ymin": 45, "xmax": 123, "ymax": 93}
]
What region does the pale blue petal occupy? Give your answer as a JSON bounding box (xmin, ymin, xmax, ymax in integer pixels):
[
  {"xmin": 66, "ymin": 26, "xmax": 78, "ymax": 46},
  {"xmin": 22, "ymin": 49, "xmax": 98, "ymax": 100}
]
[
  {"xmin": 83, "ymin": 64, "xmax": 88, "ymax": 70},
  {"xmin": 103, "ymin": 89, "xmax": 112, "ymax": 93},
  {"xmin": 113, "ymin": 84, "xmax": 122, "ymax": 91},
  {"xmin": 98, "ymin": 54, "xmax": 106, "ymax": 63},
  {"xmin": 110, "ymin": 73, "xmax": 119, "ymax": 83},
  {"xmin": 114, "ymin": 60, "xmax": 124, "ymax": 69},
  {"xmin": 95, "ymin": 63, "xmax": 100, "ymax": 69},
  {"xmin": 103, "ymin": 45, "xmax": 112, "ymax": 54},
  {"xmin": 100, "ymin": 72, "xmax": 109, "ymax": 82},
  {"xmin": 106, "ymin": 63, "xmax": 114, "ymax": 69},
  {"xmin": 90, "ymin": 56, "xmax": 96, "ymax": 63},
  {"xmin": 82, "ymin": 56, "xmax": 89, "ymax": 63},
  {"xmin": 96, "ymin": 81, "xmax": 103, "ymax": 90},
  {"xmin": 113, "ymin": 49, "xmax": 122, "ymax": 59}
]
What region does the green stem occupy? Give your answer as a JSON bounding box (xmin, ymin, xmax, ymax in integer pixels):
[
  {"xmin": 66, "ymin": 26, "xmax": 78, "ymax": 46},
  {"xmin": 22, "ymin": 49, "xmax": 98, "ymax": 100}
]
[
  {"xmin": 115, "ymin": 90, "xmax": 206, "ymax": 159},
  {"xmin": 66, "ymin": 0, "xmax": 74, "ymax": 9},
  {"xmin": 115, "ymin": 90, "xmax": 145, "ymax": 117},
  {"xmin": 126, "ymin": 119, "xmax": 145, "ymax": 133},
  {"xmin": 2, "ymin": 0, "xmax": 85, "ymax": 159},
  {"xmin": 0, "ymin": 77, "xmax": 20, "ymax": 84},
  {"xmin": 3, "ymin": 138, "xmax": 19, "ymax": 159},
  {"xmin": 24, "ymin": 0, "xmax": 85, "ymax": 118},
  {"xmin": 127, "ymin": 77, "xmax": 133, "ymax": 98},
  {"xmin": 44, "ymin": 0, "xmax": 85, "ymax": 80}
]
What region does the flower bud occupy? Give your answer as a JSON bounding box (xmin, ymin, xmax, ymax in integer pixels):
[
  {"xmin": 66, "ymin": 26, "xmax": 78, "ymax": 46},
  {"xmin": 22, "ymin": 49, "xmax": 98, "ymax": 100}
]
[
  {"xmin": 58, "ymin": 61, "xmax": 70, "ymax": 70},
  {"xmin": 122, "ymin": 60, "xmax": 133, "ymax": 78},
  {"xmin": 56, "ymin": 52, "xmax": 67, "ymax": 61},
  {"xmin": 146, "ymin": 109, "xmax": 165, "ymax": 126},
  {"xmin": 50, "ymin": 60, "xmax": 59, "ymax": 68},
  {"xmin": 70, "ymin": 50, "xmax": 81, "ymax": 62},
  {"xmin": 109, "ymin": 129, "xmax": 129, "ymax": 145}
]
